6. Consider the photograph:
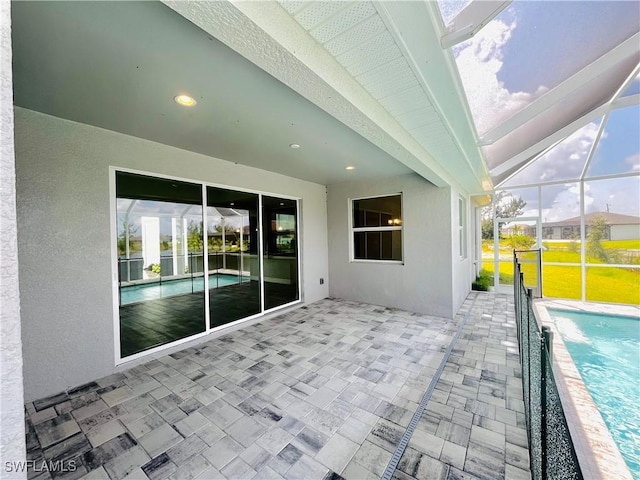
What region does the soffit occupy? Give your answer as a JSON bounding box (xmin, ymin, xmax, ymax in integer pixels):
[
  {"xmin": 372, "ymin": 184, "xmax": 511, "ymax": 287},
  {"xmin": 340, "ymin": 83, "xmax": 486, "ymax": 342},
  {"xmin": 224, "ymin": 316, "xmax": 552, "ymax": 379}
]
[{"xmin": 163, "ymin": 0, "xmax": 491, "ymax": 193}]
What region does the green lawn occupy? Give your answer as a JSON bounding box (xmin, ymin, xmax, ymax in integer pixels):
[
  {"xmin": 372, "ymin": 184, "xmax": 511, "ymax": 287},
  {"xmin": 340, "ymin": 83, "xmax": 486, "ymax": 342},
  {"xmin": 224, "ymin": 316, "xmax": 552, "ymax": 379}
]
[{"xmin": 482, "ymin": 239, "xmax": 640, "ymax": 305}]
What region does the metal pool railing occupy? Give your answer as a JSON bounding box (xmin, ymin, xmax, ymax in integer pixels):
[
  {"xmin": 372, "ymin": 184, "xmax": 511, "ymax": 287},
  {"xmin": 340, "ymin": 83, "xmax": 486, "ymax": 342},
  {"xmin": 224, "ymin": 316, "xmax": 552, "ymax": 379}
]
[{"xmin": 514, "ymin": 251, "xmax": 583, "ymax": 480}]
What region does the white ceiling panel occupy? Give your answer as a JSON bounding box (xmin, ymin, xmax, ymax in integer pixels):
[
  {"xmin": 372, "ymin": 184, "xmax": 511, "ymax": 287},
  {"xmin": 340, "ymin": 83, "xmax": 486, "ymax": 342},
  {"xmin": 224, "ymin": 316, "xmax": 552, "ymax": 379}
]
[
  {"xmin": 336, "ymin": 31, "xmax": 396, "ymax": 67},
  {"xmin": 293, "ymin": 1, "xmax": 347, "ymax": 30},
  {"xmin": 323, "ymin": 14, "xmax": 387, "ymax": 56},
  {"xmin": 345, "ymin": 43, "xmax": 403, "ymax": 77},
  {"xmin": 378, "ymin": 86, "xmax": 431, "ymax": 117},
  {"xmin": 310, "ymin": 2, "xmax": 378, "ymax": 44}
]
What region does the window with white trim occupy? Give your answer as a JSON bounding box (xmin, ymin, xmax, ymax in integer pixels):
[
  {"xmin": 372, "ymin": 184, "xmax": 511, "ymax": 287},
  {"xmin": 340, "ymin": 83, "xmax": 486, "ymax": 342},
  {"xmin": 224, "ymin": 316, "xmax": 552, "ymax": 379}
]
[
  {"xmin": 459, "ymin": 196, "xmax": 467, "ymax": 259},
  {"xmin": 352, "ymin": 194, "xmax": 402, "ymax": 262}
]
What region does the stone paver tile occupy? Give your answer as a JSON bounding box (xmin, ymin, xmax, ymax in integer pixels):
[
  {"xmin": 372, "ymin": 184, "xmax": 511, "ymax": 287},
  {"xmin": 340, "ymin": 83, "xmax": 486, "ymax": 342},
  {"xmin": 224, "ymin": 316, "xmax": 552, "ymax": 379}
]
[
  {"xmin": 469, "ymin": 425, "xmax": 505, "ymax": 455},
  {"xmin": 221, "ymin": 456, "xmax": 257, "ymax": 479},
  {"xmin": 256, "ymin": 427, "xmax": 294, "ymax": 456},
  {"xmin": 342, "ymin": 459, "xmax": 379, "ymax": 480},
  {"xmin": 35, "ymin": 413, "xmax": 82, "ymax": 449},
  {"xmin": 291, "ymin": 426, "xmax": 329, "ymax": 456},
  {"xmin": 240, "ymin": 443, "xmax": 273, "ymax": 472},
  {"xmin": 165, "ymin": 433, "xmax": 207, "ymax": 465},
  {"xmin": 285, "ymin": 453, "xmax": 329, "ymax": 480},
  {"xmin": 440, "ymin": 440, "xmax": 466, "ymax": 470},
  {"xmin": 103, "ymin": 445, "xmax": 151, "ymax": 480},
  {"xmin": 173, "ymin": 412, "xmax": 210, "ymax": 438},
  {"xmin": 202, "ymin": 435, "xmax": 243, "ymax": 470},
  {"xmin": 86, "ymin": 419, "xmax": 126, "ymax": 448},
  {"xmin": 315, "ymin": 433, "xmax": 359, "ymax": 475},
  {"xmin": 269, "ymin": 443, "xmax": 303, "ymax": 476},
  {"xmin": 505, "ymin": 463, "xmax": 531, "ymax": 480},
  {"xmin": 138, "ymin": 424, "xmax": 183, "ymax": 458},
  {"xmin": 167, "ymin": 454, "xmax": 211, "ymax": 480},
  {"xmin": 351, "ymin": 440, "xmax": 390, "ymax": 477},
  {"xmin": 226, "ymin": 415, "xmax": 268, "ymax": 448},
  {"xmin": 101, "ymin": 387, "xmax": 136, "ymax": 408},
  {"xmin": 141, "ymin": 453, "xmax": 178, "ymax": 480},
  {"xmin": 505, "ymin": 441, "xmax": 529, "ymax": 470},
  {"xmin": 78, "ymin": 466, "xmax": 110, "ymax": 480}
]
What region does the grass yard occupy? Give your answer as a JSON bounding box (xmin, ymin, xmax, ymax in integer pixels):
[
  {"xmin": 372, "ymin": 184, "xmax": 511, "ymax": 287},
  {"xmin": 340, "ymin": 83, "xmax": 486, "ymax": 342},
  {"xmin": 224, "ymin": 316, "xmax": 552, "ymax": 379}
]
[{"xmin": 482, "ymin": 239, "xmax": 640, "ymax": 305}]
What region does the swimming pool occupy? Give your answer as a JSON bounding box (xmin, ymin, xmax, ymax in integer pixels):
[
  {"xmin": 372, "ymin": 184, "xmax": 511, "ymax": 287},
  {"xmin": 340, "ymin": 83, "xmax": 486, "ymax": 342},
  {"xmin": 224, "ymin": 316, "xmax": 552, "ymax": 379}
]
[
  {"xmin": 120, "ymin": 274, "xmax": 249, "ymax": 305},
  {"xmin": 550, "ymin": 308, "xmax": 640, "ymax": 479}
]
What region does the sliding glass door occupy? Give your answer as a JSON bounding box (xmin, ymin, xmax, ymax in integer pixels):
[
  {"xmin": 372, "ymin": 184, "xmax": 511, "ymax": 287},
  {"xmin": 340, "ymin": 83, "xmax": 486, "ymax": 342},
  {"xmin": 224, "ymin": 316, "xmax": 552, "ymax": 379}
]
[
  {"xmin": 207, "ymin": 187, "xmax": 261, "ymax": 327},
  {"xmin": 263, "ymin": 196, "xmax": 299, "ymax": 310},
  {"xmin": 114, "ymin": 171, "xmax": 300, "ymax": 360},
  {"xmin": 116, "ymin": 172, "xmax": 205, "ymax": 357}
]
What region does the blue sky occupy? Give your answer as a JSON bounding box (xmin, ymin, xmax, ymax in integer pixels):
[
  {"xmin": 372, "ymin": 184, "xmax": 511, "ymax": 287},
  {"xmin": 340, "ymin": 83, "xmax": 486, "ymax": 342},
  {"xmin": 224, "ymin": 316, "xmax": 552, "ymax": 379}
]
[{"xmin": 444, "ymin": 1, "xmax": 640, "ymax": 220}]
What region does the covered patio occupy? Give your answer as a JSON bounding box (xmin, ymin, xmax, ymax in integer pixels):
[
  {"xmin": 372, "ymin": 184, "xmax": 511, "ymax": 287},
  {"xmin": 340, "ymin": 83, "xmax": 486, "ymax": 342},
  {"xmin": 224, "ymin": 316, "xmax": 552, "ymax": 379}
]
[{"xmin": 25, "ymin": 293, "xmax": 528, "ymax": 480}]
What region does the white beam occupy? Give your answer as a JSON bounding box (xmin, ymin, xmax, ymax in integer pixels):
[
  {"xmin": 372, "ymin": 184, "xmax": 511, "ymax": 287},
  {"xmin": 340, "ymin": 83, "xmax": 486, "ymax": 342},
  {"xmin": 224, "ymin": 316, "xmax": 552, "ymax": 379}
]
[
  {"xmin": 440, "ymin": 0, "xmax": 512, "ymax": 49},
  {"xmin": 480, "ymin": 33, "xmax": 640, "ymax": 146},
  {"xmin": 490, "ymin": 103, "xmax": 610, "ymax": 177}
]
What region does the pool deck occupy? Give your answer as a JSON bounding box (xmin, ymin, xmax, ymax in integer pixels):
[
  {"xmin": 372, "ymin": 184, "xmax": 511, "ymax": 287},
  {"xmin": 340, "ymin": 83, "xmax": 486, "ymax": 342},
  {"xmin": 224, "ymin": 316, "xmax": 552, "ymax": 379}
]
[
  {"xmin": 535, "ymin": 299, "xmax": 638, "ymax": 480},
  {"xmin": 24, "ymin": 293, "xmax": 530, "ymax": 480}
]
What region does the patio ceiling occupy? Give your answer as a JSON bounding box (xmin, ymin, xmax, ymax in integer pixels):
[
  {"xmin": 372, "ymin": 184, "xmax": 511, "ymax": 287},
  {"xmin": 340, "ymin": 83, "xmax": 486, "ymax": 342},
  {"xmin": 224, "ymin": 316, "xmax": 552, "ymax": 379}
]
[{"xmin": 11, "ymin": 1, "xmax": 639, "ymax": 194}]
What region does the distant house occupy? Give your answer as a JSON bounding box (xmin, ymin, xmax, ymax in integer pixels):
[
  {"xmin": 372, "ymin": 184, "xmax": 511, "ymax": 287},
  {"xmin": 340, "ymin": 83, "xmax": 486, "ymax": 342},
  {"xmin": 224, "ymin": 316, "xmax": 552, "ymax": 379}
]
[{"xmin": 541, "ymin": 212, "xmax": 640, "ymax": 240}]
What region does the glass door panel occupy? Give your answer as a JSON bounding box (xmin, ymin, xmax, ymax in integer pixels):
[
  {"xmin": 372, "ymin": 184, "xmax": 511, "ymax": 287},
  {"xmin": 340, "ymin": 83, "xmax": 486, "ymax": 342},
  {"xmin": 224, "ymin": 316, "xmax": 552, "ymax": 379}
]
[
  {"xmin": 207, "ymin": 187, "xmax": 260, "ymax": 328},
  {"xmin": 116, "ymin": 172, "xmax": 205, "ymax": 357},
  {"xmin": 262, "ymin": 196, "xmax": 299, "ymax": 310}
]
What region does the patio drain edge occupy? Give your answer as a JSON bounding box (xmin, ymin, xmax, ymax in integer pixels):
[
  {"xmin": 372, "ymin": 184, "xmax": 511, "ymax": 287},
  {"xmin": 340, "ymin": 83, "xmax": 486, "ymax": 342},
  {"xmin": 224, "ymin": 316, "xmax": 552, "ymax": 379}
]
[{"xmin": 381, "ymin": 293, "xmax": 479, "ymax": 480}]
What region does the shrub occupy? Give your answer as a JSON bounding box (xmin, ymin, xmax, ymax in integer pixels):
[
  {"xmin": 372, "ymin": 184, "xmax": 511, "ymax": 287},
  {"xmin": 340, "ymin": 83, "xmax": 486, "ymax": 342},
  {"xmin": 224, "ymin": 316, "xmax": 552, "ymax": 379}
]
[{"xmin": 472, "ymin": 269, "xmax": 493, "ymax": 291}]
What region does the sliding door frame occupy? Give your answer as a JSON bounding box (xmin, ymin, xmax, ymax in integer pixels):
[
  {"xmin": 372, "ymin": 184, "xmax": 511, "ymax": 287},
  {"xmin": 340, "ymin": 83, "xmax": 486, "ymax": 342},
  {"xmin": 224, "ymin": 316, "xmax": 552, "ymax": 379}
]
[{"xmin": 110, "ymin": 166, "xmax": 302, "ymax": 365}]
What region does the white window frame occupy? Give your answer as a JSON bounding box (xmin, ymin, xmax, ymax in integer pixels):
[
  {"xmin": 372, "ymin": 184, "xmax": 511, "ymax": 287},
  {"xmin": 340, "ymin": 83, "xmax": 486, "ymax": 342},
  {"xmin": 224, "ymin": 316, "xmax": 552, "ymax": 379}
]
[
  {"xmin": 459, "ymin": 196, "xmax": 467, "ymax": 260},
  {"xmin": 349, "ymin": 193, "xmax": 403, "ymax": 264}
]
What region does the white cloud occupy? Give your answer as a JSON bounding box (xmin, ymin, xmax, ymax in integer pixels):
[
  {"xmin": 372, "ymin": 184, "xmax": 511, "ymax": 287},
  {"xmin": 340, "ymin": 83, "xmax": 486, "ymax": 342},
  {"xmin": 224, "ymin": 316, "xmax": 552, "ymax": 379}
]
[
  {"xmin": 505, "ymin": 122, "xmax": 601, "ymax": 186},
  {"xmin": 625, "ymin": 153, "xmax": 640, "ymax": 172},
  {"xmin": 454, "ymin": 17, "xmax": 548, "ymax": 135}
]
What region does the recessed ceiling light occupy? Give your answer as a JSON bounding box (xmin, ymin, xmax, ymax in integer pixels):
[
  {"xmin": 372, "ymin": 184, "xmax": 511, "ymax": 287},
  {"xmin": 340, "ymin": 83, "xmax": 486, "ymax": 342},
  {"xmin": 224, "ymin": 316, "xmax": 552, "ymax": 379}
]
[
  {"xmin": 289, "ymin": 144, "xmax": 300, "ymax": 149},
  {"xmin": 174, "ymin": 94, "xmax": 197, "ymax": 107},
  {"xmin": 345, "ymin": 166, "xmax": 356, "ymax": 170}
]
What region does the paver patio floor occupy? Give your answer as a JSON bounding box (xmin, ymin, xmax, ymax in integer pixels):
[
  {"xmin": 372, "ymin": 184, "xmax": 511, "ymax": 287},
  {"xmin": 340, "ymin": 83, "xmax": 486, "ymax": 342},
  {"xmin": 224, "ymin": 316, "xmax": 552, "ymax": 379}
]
[{"xmin": 25, "ymin": 293, "xmax": 529, "ymax": 480}]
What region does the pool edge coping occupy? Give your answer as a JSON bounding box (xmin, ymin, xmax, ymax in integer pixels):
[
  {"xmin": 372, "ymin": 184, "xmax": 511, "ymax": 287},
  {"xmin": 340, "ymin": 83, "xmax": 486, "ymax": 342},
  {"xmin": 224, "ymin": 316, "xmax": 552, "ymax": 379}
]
[{"xmin": 534, "ymin": 299, "xmax": 635, "ymax": 480}]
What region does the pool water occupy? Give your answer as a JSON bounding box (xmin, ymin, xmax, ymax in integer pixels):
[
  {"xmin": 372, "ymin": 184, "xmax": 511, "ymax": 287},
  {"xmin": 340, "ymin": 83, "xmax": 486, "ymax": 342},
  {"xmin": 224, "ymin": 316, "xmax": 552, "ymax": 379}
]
[
  {"xmin": 551, "ymin": 309, "xmax": 640, "ymax": 479},
  {"xmin": 120, "ymin": 274, "xmax": 249, "ymax": 304}
]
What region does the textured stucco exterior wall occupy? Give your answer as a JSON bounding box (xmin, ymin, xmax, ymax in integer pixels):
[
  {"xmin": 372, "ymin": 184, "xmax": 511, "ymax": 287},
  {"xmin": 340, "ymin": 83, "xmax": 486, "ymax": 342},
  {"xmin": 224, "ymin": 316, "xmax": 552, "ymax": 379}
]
[
  {"xmin": 14, "ymin": 107, "xmax": 329, "ymax": 402},
  {"xmin": 327, "ymin": 174, "xmax": 455, "ymax": 318},
  {"xmin": 1, "ymin": 2, "xmax": 27, "ymax": 476}
]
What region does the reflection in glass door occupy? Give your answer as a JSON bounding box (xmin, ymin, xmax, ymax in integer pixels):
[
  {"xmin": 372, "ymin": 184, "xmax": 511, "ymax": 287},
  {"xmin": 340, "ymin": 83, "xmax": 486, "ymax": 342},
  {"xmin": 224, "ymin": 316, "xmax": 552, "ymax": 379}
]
[
  {"xmin": 263, "ymin": 196, "xmax": 299, "ymax": 310},
  {"xmin": 115, "ymin": 172, "xmax": 301, "ymax": 360},
  {"xmin": 116, "ymin": 172, "xmax": 205, "ymax": 357},
  {"xmin": 207, "ymin": 187, "xmax": 261, "ymax": 327}
]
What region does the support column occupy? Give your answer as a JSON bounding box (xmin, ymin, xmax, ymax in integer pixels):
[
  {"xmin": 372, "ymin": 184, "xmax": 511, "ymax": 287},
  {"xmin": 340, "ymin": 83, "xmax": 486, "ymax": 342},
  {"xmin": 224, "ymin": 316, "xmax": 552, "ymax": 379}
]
[{"xmin": 1, "ymin": 1, "xmax": 27, "ymax": 476}]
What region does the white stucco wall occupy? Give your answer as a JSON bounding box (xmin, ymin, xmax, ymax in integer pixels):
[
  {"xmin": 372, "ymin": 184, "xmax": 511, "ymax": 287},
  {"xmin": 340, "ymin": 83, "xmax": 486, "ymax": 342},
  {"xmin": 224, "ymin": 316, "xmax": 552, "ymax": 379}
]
[
  {"xmin": 14, "ymin": 107, "xmax": 329, "ymax": 402},
  {"xmin": 1, "ymin": 2, "xmax": 27, "ymax": 476},
  {"xmin": 327, "ymin": 174, "xmax": 456, "ymax": 318},
  {"xmin": 611, "ymin": 224, "xmax": 640, "ymax": 241}
]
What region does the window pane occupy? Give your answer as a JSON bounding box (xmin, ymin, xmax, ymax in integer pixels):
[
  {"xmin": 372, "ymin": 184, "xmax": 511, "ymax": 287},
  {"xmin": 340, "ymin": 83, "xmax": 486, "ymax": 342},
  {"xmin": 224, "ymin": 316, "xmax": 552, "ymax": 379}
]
[
  {"xmin": 587, "ymin": 266, "xmax": 640, "ymax": 305},
  {"xmin": 503, "ymin": 121, "xmax": 602, "ymax": 187},
  {"xmin": 542, "ymin": 265, "xmax": 581, "ymax": 300},
  {"xmin": 587, "ymin": 105, "xmax": 640, "ymax": 177},
  {"xmin": 207, "ymin": 187, "xmax": 260, "ymax": 328},
  {"xmin": 353, "ymin": 195, "xmax": 402, "ymax": 228},
  {"xmin": 263, "ymin": 196, "xmax": 299, "ymax": 310},
  {"xmin": 116, "ymin": 173, "xmax": 205, "ymax": 358},
  {"xmin": 353, "ymin": 231, "xmax": 402, "ymax": 261},
  {"xmin": 454, "ymin": 1, "xmax": 639, "ymax": 135}
]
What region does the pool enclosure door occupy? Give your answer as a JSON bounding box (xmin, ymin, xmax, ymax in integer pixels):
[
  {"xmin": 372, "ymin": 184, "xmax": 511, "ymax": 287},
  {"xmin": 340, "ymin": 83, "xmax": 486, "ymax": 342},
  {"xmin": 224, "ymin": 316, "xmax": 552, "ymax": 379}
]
[
  {"xmin": 114, "ymin": 170, "xmax": 300, "ymax": 361},
  {"xmin": 492, "ymin": 216, "xmax": 541, "ymax": 293}
]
